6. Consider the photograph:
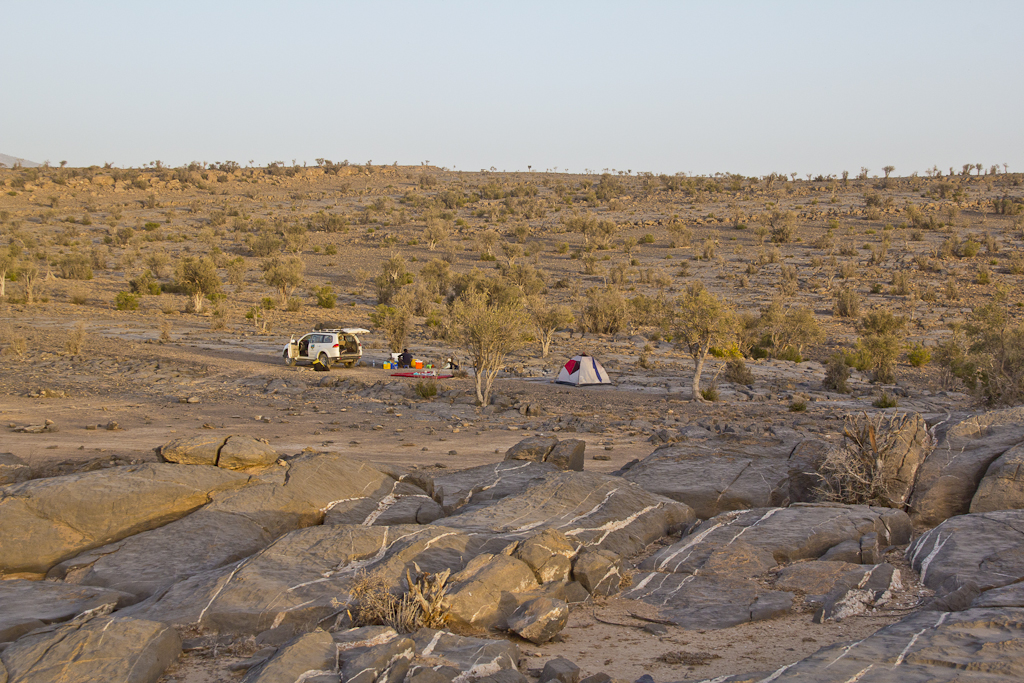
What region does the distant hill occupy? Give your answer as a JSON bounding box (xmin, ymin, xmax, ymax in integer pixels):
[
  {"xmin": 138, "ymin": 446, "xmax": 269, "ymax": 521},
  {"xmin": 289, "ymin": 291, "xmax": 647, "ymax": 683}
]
[{"xmin": 0, "ymin": 154, "xmax": 41, "ymax": 168}]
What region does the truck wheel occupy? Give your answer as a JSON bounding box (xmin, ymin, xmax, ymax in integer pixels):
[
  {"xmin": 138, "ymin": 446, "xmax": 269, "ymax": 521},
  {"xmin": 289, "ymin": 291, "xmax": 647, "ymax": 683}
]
[
  {"xmin": 283, "ymin": 351, "xmax": 297, "ymax": 367},
  {"xmin": 318, "ymin": 352, "xmax": 331, "ymax": 368}
]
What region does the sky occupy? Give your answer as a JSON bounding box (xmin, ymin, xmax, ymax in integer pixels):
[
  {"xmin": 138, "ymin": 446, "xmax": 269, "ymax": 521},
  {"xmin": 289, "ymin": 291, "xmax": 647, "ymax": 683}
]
[{"xmin": 2, "ymin": 1, "xmax": 1022, "ymax": 177}]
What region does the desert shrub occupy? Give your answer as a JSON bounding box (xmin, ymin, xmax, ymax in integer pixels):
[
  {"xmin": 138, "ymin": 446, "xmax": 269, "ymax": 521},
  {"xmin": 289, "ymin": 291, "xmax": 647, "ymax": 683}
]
[
  {"xmin": 115, "ymin": 291, "xmax": 139, "ymax": 311},
  {"xmin": 815, "ymin": 412, "xmax": 915, "ymax": 506},
  {"xmin": 823, "ymin": 353, "xmax": 850, "ymax": 393},
  {"xmin": 374, "ymin": 255, "xmax": 413, "ymax": 305},
  {"xmin": 833, "ymin": 288, "xmax": 860, "ymax": 318},
  {"xmin": 248, "ymin": 232, "xmax": 282, "ymax": 257},
  {"xmin": 414, "ymin": 380, "xmax": 439, "ymax": 399},
  {"xmin": 580, "ymin": 286, "xmax": 628, "ymax": 334},
  {"xmin": 57, "ymin": 253, "xmax": 93, "ymax": 280},
  {"xmin": 872, "ymin": 392, "xmax": 899, "ymax": 408},
  {"xmin": 370, "ymin": 304, "xmax": 412, "ymax": 353},
  {"xmin": 724, "ymin": 358, "xmax": 754, "ymax": 385},
  {"xmin": 776, "ymin": 346, "xmax": 803, "ymax": 363},
  {"xmin": 907, "ymin": 343, "xmax": 931, "ymax": 367},
  {"xmin": 976, "ymin": 267, "xmax": 991, "ymax": 285},
  {"xmin": 891, "ymin": 271, "xmax": 912, "ymax": 295},
  {"xmin": 959, "ymin": 239, "xmax": 981, "ymax": 258},
  {"xmin": 0, "ymin": 324, "xmax": 27, "ymax": 357},
  {"xmin": 856, "ymin": 310, "xmax": 907, "ymax": 383},
  {"xmin": 934, "ymin": 300, "xmax": 1024, "ymax": 405},
  {"xmin": 700, "ymin": 385, "xmax": 720, "ymax": 402},
  {"xmin": 129, "ymin": 270, "xmax": 161, "ymax": 295},
  {"xmin": 943, "ymin": 278, "xmax": 959, "ymax": 301},
  {"xmin": 285, "ymin": 296, "xmax": 302, "ymax": 312},
  {"xmin": 789, "ymin": 399, "xmax": 808, "ymax": 412},
  {"xmin": 313, "ymin": 284, "xmax": 336, "ymax": 309},
  {"xmin": 767, "ymin": 209, "xmax": 796, "ymax": 243}
]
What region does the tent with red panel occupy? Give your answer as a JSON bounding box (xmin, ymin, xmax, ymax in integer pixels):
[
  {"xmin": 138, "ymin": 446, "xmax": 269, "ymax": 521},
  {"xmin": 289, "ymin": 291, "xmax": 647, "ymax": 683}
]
[{"xmin": 555, "ymin": 354, "xmax": 611, "ymax": 386}]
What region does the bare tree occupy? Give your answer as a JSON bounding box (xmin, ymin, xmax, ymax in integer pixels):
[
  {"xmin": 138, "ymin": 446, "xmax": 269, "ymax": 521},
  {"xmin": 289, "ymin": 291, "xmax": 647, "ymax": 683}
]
[
  {"xmin": 882, "ymin": 165, "xmax": 895, "ymax": 178},
  {"xmin": 674, "ymin": 282, "xmax": 736, "ymax": 401},
  {"xmin": 0, "ymin": 253, "xmax": 12, "ymax": 298}
]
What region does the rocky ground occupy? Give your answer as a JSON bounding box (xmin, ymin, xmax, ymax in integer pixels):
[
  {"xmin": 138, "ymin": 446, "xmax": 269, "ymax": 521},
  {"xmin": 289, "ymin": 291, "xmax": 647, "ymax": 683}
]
[{"xmin": 2, "ymin": 164, "xmax": 1024, "ymax": 682}]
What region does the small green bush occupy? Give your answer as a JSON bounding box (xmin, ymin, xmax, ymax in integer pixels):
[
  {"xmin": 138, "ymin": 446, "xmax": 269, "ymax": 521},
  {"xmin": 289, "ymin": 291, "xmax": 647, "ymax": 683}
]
[
  {"xmin": 115, "ymin": 291, "xmax": 139, "ymax": 311},
  {"xmin": 286, "ymin": 296, "xmax": 302, "ymax": 312},
  {"xmin": 872, "ymin": 392, "xmax": 899, "ymax": 408},
  {"xmin": 823, "ymin": 353, "xmax": 850, "ymax": 393},
  {"xmin": 314, "ymin": 285, "xmax": 336, "ymax": 309},
  {"xmin": 414, "ymin": 380, "xmax": 439, "ymax": 399},
  {"xmin": 776, "ymin": 346, "xmax": 803, "ymax": 363},
  {"xmin": 700, "ymin": 386, "xmax": 720, "ymax": 402},
  {"xmin": 789, "ymin": 399, "xmax": 808, "ymax": 412},
  {"xmin": 325, "ymin": 244, "xmax": 338, "ymax": 255},
  {"xmin": 724, "ymin": 358, "xmax": 754, "ymax": 385},
  {"xmin": 907, "ymin": 343, "xmax": 931, "ymax": 367}
]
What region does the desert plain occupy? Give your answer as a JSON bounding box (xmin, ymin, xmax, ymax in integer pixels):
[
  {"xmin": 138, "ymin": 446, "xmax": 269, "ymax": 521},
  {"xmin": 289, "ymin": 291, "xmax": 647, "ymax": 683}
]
[{"xmin": 2, "ymin": 160, "xmax": 1024, "ymax": 682}]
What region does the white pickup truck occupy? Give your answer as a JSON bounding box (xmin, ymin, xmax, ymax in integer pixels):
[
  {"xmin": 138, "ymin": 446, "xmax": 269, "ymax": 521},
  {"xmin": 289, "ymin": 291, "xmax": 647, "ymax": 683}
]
[{"xmin": 282, "ymin": 327, "xmax": 369, "ymax": 368}]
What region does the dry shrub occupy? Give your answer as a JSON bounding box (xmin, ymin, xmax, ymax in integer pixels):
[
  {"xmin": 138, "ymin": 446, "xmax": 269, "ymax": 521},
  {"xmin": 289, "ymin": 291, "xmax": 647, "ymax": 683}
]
[
  {"xmin": 65, "ymin": 323, "xmax": 86, "ymax": 355},
  {"xmin": 0, "ymin": 324, "xmax": 27, "ymax": 357},
  {"xmin": 349, "ymin": 569, "xmax": 451, "ymax": 633},
  {"xmin": 815, "ymin": 412, "xmax": 916, "ymax": 507}
]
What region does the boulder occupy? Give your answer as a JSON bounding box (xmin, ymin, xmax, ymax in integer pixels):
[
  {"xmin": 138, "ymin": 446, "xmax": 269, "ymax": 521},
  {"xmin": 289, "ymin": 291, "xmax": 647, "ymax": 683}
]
[
  {"xmin": 408, "ymin": 628, "xmax": 519, "ymax": 679},
  {"xmin": 446, "ymin": 554, "xmax": 539, "ymax": 631},
  {"xmin": 49, "ymin": 452, "xmax": 396, "ymax": 600},
  {"xmin": 127, "ymin": 524, "xmax": 506, "ymax": 635},
  {"xmin": 244, "ymin": 631, "xmax": 336, "ymax": 683},
  {"xmin": 910, "ymin": 407, "xmax": 1024, "ymax": 527},
  {"xmin": 713, "ymin": 608, "xmax": 1024, "ymax": 681},
  {"xmin": 0, "ymin": 614, "xmax": 180, "ymax": 683},
  {"xmin": 907, "ymin": 510, "xmax": 1024, "ymax": 591},
  {"xmin": 504, "ymin": 436, "xmax": 558, "ymax": 463},
  {"xmin": 438, "ymin": 470, "xmax": 695, "ymax": 557},
  {"xmin": 0, "ymin": 580, "xmax": 133, "ymax": 643},
  {"xmin": 971, "ymin": 443, "xmax": 1024, "ymax": 513},
  {"xmin": 219, "ymin": 435, "xmax": 280, "ymax": 470},
  {"xmin": 340, "ymin": 636, "xmax": 415, "ymax": 683},
  {"xmin": 622, "ymin": 573, "xmax": 793, "ymax": 629},
  {"xmin": 513, "ymin": 529, "xmax": 575, "ymax": 584},
  {"xmin": 159, "ymin": 434, "xmax": 226, "ymax": 465},
  {"xmin": 546, "ymin": 440, "xmax": 586, "ymax": 471},
  {"xmin": 0, "ymin": 453, "xmax": 31, "ymax": 485},
  {"xmin": 0, "ymin": 463, "xmax": 247, "ymax": 575},
  {"xmin": 571, "ymin": 548, "xmax": 625, "ymax": 597},
  {"xmin": 814, "ymin": 563, "xmax": 902, "ymax": 622},
  {"xmin": 325, "ymin": 481, "xmax": 442, "ymax": 526},
  {"xmin": 773, "ymin": 561, "xmax": 861, "ymax": 595},
  {"xmin": 621, "ymin": 438, "xmax": 796, "ymax": 519},
  {"xmin": 540, "ymin": 657, "xmax": 580, "ymax": 683},
  {"xmin": 623, "ymin": 504, "xmax": 910, "ymax": 629},
  {"xmin": 507, "ymin": 596, "xmax": 569, "ymax": 644},
  {"xmin": 642, "ymin": 504, "xmax": 911, "ymax": 575},
  {"xmin": 433, "ymin": 461, "xmax": 558, "ymax": 514}
]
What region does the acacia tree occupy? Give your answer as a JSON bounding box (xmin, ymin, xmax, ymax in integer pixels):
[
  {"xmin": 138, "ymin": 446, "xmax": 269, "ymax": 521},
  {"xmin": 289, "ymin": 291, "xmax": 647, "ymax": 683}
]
[
  {"xmin": 452, "ymin": 290, "xmax": 530, "ymax": 405},
  {"xmin": 175, "ymin": 256, "xmax": 222, "ymax": 313},
  {"xmin": 261, "ymin": 256, "xmax": 304, "ymax": 304},
  {"xmin": 369, "ymin": 304, "xmax": 411, "ymax": 353},
  {"xmin": 674, "ymin": 282, "xmax": 736, "ymax": 401},
  {"xmin": 527, "ymin": 297, "xmax": 574, "ymax": 357}
]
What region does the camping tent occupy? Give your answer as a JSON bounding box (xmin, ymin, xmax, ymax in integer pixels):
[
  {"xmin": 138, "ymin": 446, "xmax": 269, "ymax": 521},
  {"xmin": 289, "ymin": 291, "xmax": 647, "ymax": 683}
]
[{"xmin": 556, "ymin": 354, "xmax": 611, "ymax": 386}]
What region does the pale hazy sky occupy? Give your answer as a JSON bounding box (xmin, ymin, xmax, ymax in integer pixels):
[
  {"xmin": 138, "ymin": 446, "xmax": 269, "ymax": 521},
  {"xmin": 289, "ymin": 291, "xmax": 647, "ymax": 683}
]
[{"xmin": 3, "ymin": 1, "xmax": 1021, "ymax": 176}]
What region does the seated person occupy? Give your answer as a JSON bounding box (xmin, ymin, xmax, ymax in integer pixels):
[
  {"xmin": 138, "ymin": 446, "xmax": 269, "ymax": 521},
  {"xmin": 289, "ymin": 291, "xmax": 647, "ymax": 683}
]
[
  {"xmin": 443, "ymin": 356, "xmax": 460, "ymax": 370},
  {"xmin": 398, "ymin": 348, "xmax": 414, "ymax": 368}
]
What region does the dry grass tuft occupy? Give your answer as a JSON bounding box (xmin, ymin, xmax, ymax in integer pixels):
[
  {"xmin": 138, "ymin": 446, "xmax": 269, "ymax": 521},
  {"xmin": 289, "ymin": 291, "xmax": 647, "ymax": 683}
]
[{"xmin": 349, "ymin": 568, "xmax": 451, "ymax": 632}]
